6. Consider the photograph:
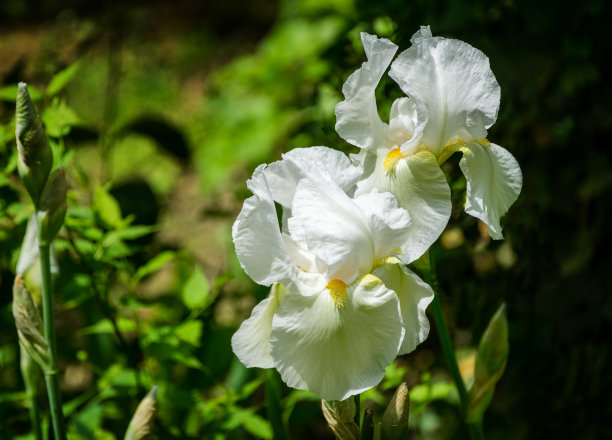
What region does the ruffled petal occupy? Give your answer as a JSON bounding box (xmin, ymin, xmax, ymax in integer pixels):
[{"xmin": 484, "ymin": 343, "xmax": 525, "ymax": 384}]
[
  {"xmin": 388, "ymin": 98, "xmax": 418, "ymax": 147},
  {"xmin": 352, "ymin": 189, "xmax": 411, "ymax": 260},
  {"xmin": 373, "ymin": 263, "xmax": 434, "ymax": 355},
  {"xmin": 389, "ymin": 26, "xmax": 500, "ymax": 156},
  {"xmin": 335, "ymin": 33, "xmax": 398, "ymax": 151},
  {"xmin": 270, "ymin": 274, "xmax": 404, "ymax": 401},
  {"xmin": 356, "ymin": 149, "xmax": 451, "ymax": 263},
  {"xmin": 288, "ymin": 178, "xmax": 375, "ymax": 283},
  {"xmin": 264, "ymin": 146, "xmax": 362, "ymax": 208},
  {"xmin": 232, "ymin": 165, "xmax": 298, "ymax": 287},
  {"xmin": 231, "ymin": 284, "xmax": 286, "ymax": 368},
  {"xmin": 452, "ymin": 141, "xmax": 522, "ymax": 239}
]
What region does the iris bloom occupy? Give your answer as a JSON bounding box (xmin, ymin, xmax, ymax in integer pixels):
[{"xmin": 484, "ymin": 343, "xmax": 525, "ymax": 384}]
[
  {"xmin": 231, "ymin": 147, "xmax": 434, "ymax": 401},
  {"xmin": 336, "ymin": 27, "xmax": 522, "ymax": 258}
]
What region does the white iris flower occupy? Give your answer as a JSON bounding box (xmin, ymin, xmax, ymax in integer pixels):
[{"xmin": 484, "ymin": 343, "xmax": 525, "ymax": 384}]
[
  {"xmin": 336, "ymin": 26, "xmax": 522, "ymax": 257},
  {"xmin": 231, "ymin": 146, "xmax": 434, "ymax": 401}
]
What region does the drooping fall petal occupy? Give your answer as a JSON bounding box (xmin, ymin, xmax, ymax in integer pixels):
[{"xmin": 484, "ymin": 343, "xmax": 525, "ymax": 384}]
[{"xmin": 270, "ymin": 274, "xmax": 404, "ymax": 401}]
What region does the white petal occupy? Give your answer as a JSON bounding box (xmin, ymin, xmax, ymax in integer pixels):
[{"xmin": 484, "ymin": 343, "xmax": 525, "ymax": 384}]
[
  {"xmin": 232, "ymin": 165, "xmax": 298, "ymax": 287},
  {"xmin": 264, "ymin": 146, "xmax": 362, "ymax": 208},
  {"xmin": 270, "ymin": 274, "xmax": 404, "ymax": 401},
  {"xmin": 288, "ymin": 178, "xmax": 375, "ymax": 283},
  {"xmin": 232, "ymin": 284, "xmax": 286, "ymax": 368},
  {"xmin": 410, "ymin": 25, "xmax": 433, "ymax": 44},
  {"xmin": 335, "ymin": 33, "xmax": 397, "ymax": 150},
  {"xmin": 456, "ymin": 142, "xmax": 522, "ymax": 239},
  {"xmin": 389, "ymin": 32, "xmax": 500, "ymax": 156},
  {"xmin": 373, "ymin": 263, "xmax": 434, "ymax": 355},
  {"xmin": 388, "ymin": 98, "xmax": 418, "ymax": 147},
  {"xmin": 356, "ymin": 149, "xmax": 451, "ymax": 263},
  {"xmin": 352, "ymin": 189, "xmax": 411, "ymax": 260}
]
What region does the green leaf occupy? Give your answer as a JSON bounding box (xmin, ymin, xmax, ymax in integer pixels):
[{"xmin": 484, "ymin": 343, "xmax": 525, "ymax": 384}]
[
  {"xmin": 93, "ymin": 185, "xmax": 123, "ymax": 229},
  {"xmin": 81, "ymin": 317, "xmax": 136, "ymax": 335},
  {"xmin": 467, "ymin": 303, "xmax": 509, "ymax": 423},
  {"xmin": 182, "ymin": 266, "xmax": 210, "ymax": 310},
  {"xmin": 114, "ymin": 225, "xmax": 157, "ymax": 241},
  {"xmin": 224, "ymin": 409, "xmax": 273, "ymax": 439},
  {"xmin": 47, "ymin": 62, "xmax": 81, "ymax": 96},
  {"xmin": 175, "ymin": 320, "xmax": 203, "ymax": 347},
  {"xmin": 133, "ymin": 250, "xmax": 175, "ymax": 285},
  {"xmin": 41, "ymin": 100, "xmax": 80, "ymax": 137},
  {"xmin": 0, "ymin": 84, "xmax": 43, "ymax": 102},
  {"xmin": 242, "ymin": 413, "xmax": 273, "ymax": 439}
]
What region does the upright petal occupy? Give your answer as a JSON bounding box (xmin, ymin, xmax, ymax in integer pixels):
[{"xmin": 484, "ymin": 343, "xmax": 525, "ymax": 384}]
[
  {"xmin": 232, "ymin": 165, "xmax": 298, "ymax": 287},
  {"xmin": 270, "ymin": 274, "xmax": 404, "ymax": 401},
  {"xmin": 356, "ymin": 149, "xmax": 451, "ymax": 263},
  {"xmin": 352, "ymin": 189, "xmax": 411, "ymax": 260},
  {"xmin": 288, "ymin": 178, "xmax": 374, "ymax": 283},
  {"xmin": 335, "ymin": 33, "xmax": 398, "ymax": 151},
  {"xmin": 231, "ymin": 284, "xmax": 286, "ymax": 368},
  {"xmin": 264, "ymin": 146, "xmax": 362, "ymax": 208},
  {"xmin": 389, "ymin": 29, "xmax": 500, "ymax": 156},
  {"xmin": 373, "ymin": 263, "xmax": 434, "ymax": 355},
  {"xmin": 452, "ymin": 141, "xmax": 522, "ymax": 239}
]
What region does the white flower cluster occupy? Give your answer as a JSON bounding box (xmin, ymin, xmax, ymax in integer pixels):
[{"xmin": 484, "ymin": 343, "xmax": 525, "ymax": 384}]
[{"xmin": 231, "ymin": 26, "xmax": 522, "ymax": 401}]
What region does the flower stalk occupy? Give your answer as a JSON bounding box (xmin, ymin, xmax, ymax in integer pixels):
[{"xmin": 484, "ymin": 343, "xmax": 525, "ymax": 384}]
[
  {"xmin": 421, "ymin": 251, "xmax": 485, "ymax": 440},
  {"xmin": 15, "ymin": 82, "xmax": 67, "ymax": 440},
  {"xmin": 39, "ymin": 241, "xmax": 67, "ymax": 440}
]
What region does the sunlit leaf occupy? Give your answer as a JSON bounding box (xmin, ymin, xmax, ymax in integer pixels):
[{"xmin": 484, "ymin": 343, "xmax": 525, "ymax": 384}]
[
  {"xmin": 47, "ymin": 62, "xmax": 81, "ymax": 96},
  {"xmin": 0, "ymin": 84, "xmax": 43, "ymax": 102},
  {"xmin": 81, "ymin": 317, "xmax": 136, "ymax": 335},
  {"xmin": 133, "ymin": 250, "xmax": 175, "ymax": 284},
  {"xmin": 93, "ymin": 185, "xmax": 123, "ymax": 229},
  {"xmin": 41, "ymin": 100, "xmax": 81, "ymax": 137},
  {"xmin": 182, "ymin": 266, "xmax": 210, "ymax": 310},
  {"xmin": 175, "ymin": 320, "xmax": 203, "ymax": 347}
]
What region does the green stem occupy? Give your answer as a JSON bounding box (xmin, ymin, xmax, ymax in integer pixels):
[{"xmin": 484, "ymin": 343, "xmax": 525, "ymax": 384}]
[
  {"xmin": 266, "ymin": 370, "xmax": 287, "ymax": 440},
  {"xmin": 27, "ymin": 391, "xmax": 43, "ymax": 440},
  {"xmin": 424, "ymin": 253, "xmax": 485, "ymax": 440},
  {"xmin": 39, "ymin": 243, "xmax": 67, "ymax": 440}
]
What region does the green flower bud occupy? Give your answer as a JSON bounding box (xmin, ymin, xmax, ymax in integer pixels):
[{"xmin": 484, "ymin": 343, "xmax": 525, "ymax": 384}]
[
  {"xmin": 16, "ymin": 82, "xmax": 53, "ymax": 206},
  {"xmin": 37, "ymin": 168, "xmax": 67, "ymax": 246},
  {"xmin": 467, "ymin": 303, "xmax": 509, "ymax": 423},
  {"xmin": 12, "ymin": 275, "xmax": 52, "ymax": 373},
  {"xmin": 125, "ymin": 386, "xmax": 158, "ymax": 440},
  {"xmin": 321, "ymin": 398, "xmax": 360, "ymax": 440},
  {"xmin": 20, "ymin": 344, "xmax": 42, "ymax": 399},
  {"xmin": 380, "ymin": 382, "xmax": 410, "ymax": 440}
]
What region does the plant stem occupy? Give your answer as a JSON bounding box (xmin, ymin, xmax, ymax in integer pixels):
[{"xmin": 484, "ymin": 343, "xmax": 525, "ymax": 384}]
[
  {"xmin": 424, "ymin": 253, "xmax": 485, "ymax": 440},
  {"xmin": 27, "ymin": 391, "xmax": 43, "ymax": 440},
  {"xmin": 266, "ymin": 370, "xmax": 287, "ymax": 440},
  {"xmin": 39, "ymin": 243, "xmax": 67, "ymax": 440}
]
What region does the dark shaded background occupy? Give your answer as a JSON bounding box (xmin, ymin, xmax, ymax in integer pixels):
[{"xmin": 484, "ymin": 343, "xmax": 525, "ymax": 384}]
[{"xmin": 1, "ymin": 0, "xmax": 611, "ymax": 438}]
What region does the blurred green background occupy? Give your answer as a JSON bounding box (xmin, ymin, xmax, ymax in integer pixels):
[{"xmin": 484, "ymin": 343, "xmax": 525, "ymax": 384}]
[{"xmin": 1, "ymin": 0, "xmax": 610, "ymax": 438}]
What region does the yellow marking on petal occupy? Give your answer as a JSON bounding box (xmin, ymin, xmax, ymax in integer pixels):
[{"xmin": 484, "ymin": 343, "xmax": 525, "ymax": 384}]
[
  {"xmin": 383, "ymin": 148, "xmax": 405, "ymax": 172},
  {"xmin": 373, "ymin": 256, "xmax": 402, "ymax": 270},
  {"xmin": 438, "ymin": 138, "xmax": 491, "ymax": 165},
  {"xmin": 327, "ymin": 279, "xmax": 348, "ymax": 309},
  {"xmin": 354, "ymin": 273, "xmax": 380, "ymax": 287}
]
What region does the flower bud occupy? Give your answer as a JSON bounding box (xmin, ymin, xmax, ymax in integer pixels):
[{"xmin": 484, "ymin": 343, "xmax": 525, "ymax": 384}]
[
  {"xmin": 12, "ymin": 275, "xmax": 52, "ymax": 373},
  {"xmin": 125, "ymin": 386, "xmax": 158, "ymax": 440},
  {"xmin": 321, "ymin": 399, "xmax": 360, "ymax": 440},
  {"xmin": 16, "ymin": 82, "xmax": 53, "ymax": 206},
  {"xmin": 20, "ymin": 344, "xmax": 42, "ymax": 399},
  {"xmin": 467, "ymin": 303, "xmax": 508, "ymax": 423},
  {"xmin": 380, "ymin": 382, "xmax": 410, "ymax": 440},
  {"xmin": 36, "ymin": 168, "xmax": 67, "ymax": 246}
]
